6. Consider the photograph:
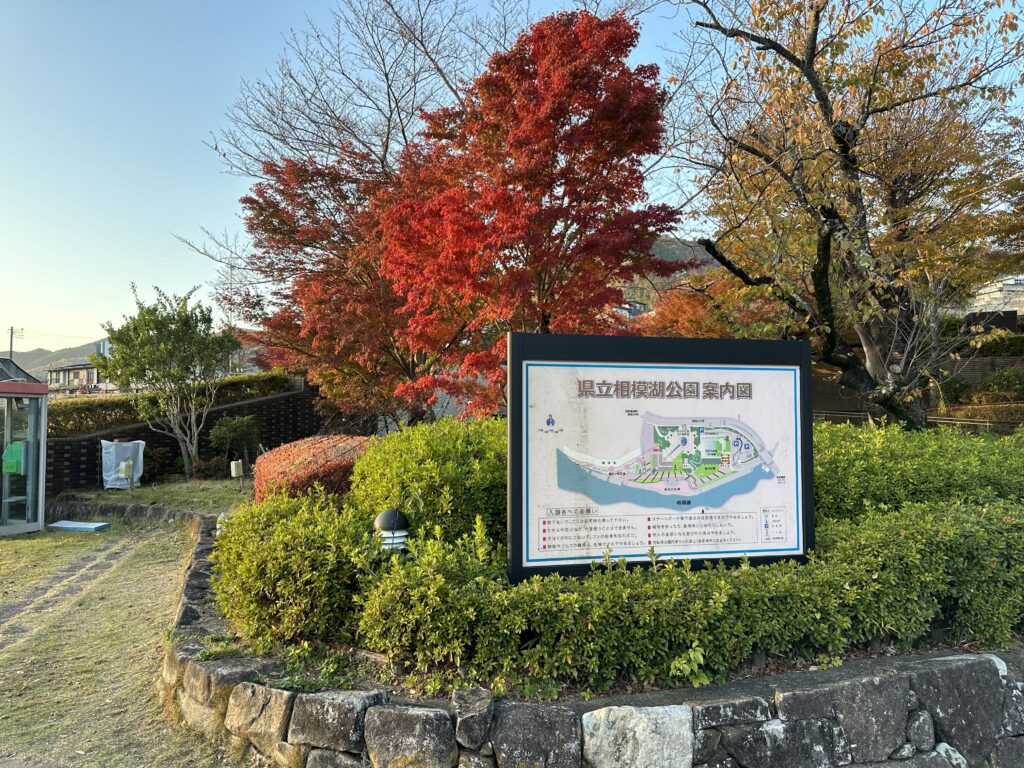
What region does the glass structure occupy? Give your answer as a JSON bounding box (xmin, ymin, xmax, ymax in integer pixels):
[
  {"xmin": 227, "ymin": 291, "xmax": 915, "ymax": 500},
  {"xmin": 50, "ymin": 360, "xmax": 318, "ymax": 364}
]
[{"xmin": 0, "ymin": 359, "xmax": 48, "ymax": 536}]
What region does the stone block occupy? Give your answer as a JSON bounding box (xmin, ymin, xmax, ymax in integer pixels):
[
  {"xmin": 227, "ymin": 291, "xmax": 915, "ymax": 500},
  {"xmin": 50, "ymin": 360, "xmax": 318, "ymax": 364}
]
[
  {"xmin": 909, "ymin": 656, "xmax": 1003, "ymax": 767},
  {"xmin": 489, "ymin": 702, "xmax": 582, "ymax": 768},
  {"xmin": 831, "ymin": 671, "xmax": 909, "ymax": 762},
  {"xmin": 288, "ymin": 689, "xmax": 387, "ymax": 753},
  {"xmin": 176, "ymin": 687, "xmax": 226, "ymax": 741},
  {"xmin": 989, "ymin": 736, "xmax": 1024, "ymax": 768},
  {"xmin": 307, "ymin": 748, "xmax": 366, "ymax": 768},
  {"xmin": 693, "ymin": 697, "xmax": 771, "ymax": 729},
  {"xmin": 364, "ymin": 705, "xmax": 458, "ymax": 768},
  {"xmin": 1002, "ymin": 683, "xmax": 1024, "ymax": 736},
  {"xmin": 890, "ymin": 742, "xmax": 917, "ymax": 759},
  {"xmin": 581, "ymin": 705, "xmax": 693, "ymax": 768},
  {"xmin": 224, "ymin": 682, "xmax": 296, "ymax": 756},
  {"xmin": 774, "ymin": 687, "xmax": 835, "ymax": 722},
  {"xmin": 458, "ymin": 752, "xmax": 496, "ymax": 768},
  {"xmin": 856, "ymin": 752, "xmax": 953, "ymax": 768},
  {"xmin": 182, "ymin": 656, "xmax": 278, "ymax": 714},
  {"xmin": 934, "ymin": 742, "xmax": 969, "ymax": 768},
  {"xmin": 452, "ymin": 687, "xmax": 493, "ymax": 750},
  {"xmin": 693, "ymin": 729, "xmax": 721, "ymax": 764},
  {"xmin": 907, "ymin": 710, "xmax": 936, "ymax": 752},
  {"xmin": 160, "ymin": 641, "xmax": 202, "ymax": 688},
  {"xmin": 273, "ymin": 740, "xmax": 311, "ymax": 768},
  {"xmin": 698, "ymin": 750, "xmax": 739, "ymax": 768},
  {"xmin": 720, "ymin": 718, "xmax": 849, "ymax": 768}
]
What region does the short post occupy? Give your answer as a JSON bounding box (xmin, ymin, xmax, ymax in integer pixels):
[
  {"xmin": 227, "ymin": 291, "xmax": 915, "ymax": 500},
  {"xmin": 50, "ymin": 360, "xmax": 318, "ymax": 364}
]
[
  {"xmin": 118, "ymin": 459, "xmax": 134, "ymax": 495},
  {"xmin": 230, "ymin": 459, "xmax": 245, "ymax": 493}
]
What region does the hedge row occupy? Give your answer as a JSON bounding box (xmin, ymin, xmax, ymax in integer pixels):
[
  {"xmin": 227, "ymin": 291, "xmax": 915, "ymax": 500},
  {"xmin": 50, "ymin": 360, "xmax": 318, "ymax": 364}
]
[
  {"xmin": 213, "ymin": 419, "xmax": 1024, "ymax": 697},
  {"xmin": 47, "ymin": 371, "xmax": 293, "ymax": 437},
  {"xmin": 812, "ymin": 422, "xmax": 1024, "ymax": 520},
  {"xmin": 254, "ymin": 434, "xmax": 370, "ymax": 503},
  {"xmin": 214, "ymin": 493, "xmax": 1024, "ymax": 696},
  {"xmin": 357, "ymin": 500, "xmax": 1024, "ymax": 696}
]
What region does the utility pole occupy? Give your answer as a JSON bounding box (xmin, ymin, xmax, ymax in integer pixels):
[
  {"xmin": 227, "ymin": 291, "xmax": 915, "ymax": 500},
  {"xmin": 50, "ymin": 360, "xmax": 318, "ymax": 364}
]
[{"xmin": 7, "ymin": 327, "xmax": 23, "ymax": 360}]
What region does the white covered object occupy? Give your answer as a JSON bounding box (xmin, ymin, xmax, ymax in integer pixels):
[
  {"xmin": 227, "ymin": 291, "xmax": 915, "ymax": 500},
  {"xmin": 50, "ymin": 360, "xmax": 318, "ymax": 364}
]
[{"xmin": 101, "ymin": 440, "xmax": 145, "ymax": 489}]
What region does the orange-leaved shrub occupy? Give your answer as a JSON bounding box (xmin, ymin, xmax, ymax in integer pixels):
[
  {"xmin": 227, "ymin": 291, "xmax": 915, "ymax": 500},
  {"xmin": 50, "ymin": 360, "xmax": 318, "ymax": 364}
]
[{"xmin": 253, "ymin": 434, "xmax": 370, "ymax": 502}]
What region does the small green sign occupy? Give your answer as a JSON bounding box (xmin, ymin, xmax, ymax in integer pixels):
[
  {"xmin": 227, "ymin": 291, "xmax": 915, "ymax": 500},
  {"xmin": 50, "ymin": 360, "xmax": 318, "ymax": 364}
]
[{"xmin": 2, "ymin": 441, "xmax": 24, "ymax": 475}]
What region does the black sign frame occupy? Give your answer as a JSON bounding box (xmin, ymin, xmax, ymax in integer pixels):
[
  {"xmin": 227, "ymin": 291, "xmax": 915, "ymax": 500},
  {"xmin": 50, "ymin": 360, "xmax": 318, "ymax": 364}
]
[{"xmin": 507, "ymin": 332, "xmax": 815, "ymax": 583}]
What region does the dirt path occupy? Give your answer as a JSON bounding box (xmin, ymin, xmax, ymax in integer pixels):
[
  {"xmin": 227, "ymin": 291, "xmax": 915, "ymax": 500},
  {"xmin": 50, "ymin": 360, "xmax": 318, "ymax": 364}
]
[{"xmin": 0, "ymin": 523, "xmax": 234, "ymax": 768}]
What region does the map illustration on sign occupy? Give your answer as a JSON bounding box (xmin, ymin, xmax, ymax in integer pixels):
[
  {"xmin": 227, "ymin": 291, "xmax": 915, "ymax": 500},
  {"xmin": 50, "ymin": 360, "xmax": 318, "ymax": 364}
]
[
  {"xmin": 561, "ymin": 414, "xmax": 777, "ymax": 500},
  {"xmin": 507, "ymin": 333, "xmax": 814, "ymax": 581}
]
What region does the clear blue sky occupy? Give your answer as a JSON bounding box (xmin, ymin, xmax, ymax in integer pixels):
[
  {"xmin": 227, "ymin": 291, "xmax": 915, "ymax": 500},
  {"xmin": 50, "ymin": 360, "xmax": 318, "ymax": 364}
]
[{"xmin": 0, "ymin": 1, "xmax": 680, "ymax": 353}]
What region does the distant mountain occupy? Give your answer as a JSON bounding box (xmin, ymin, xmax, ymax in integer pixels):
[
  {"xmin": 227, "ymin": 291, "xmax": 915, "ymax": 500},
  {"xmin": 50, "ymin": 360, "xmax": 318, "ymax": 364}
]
[{"xmin": 10, "ymin": 340, "xmax": 105, "ymax": 380}]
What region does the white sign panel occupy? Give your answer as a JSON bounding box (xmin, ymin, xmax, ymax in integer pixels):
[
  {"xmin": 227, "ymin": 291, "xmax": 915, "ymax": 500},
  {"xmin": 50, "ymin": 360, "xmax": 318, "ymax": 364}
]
[{"xmin": 507, "ymin": 334, "xmax": 813, "ymax": 581}]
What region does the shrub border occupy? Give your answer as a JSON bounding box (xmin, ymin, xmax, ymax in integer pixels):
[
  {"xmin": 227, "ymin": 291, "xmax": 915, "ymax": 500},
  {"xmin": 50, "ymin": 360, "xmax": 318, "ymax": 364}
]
[{"xmin": 152, "ymin": 503, "xmax": 1024, "ymax": 768}]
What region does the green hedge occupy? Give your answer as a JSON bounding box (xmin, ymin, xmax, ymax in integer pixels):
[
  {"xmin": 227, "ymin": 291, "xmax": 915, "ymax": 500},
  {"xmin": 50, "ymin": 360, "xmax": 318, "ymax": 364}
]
[
  {"xmin": 358, "ymin": 500, "xmax": 1024, "ymax": 696},
  {"xmin": 812, "ymin": 422, "xmax": 1024, "ymax": 520},
  {"xmin": 48, "ymin": 371, "xmax": 293, "ymax": 437},
  {"xmin": 212, "ymin": 490, "xmax": 377, "ymax": 648},
  {"xmin": 347, "ymin": 419, "xmax": 507, "ymax": 542},
  {"xmin": 212, "ymin": 421, "xmax": 1024, "ymax": 697}
]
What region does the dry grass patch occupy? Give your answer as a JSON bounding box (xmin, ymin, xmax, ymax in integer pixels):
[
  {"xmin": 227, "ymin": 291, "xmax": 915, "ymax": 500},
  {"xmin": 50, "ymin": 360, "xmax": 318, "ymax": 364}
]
[{"xmin": 0, "ymin": 523, "xmax": 235, "ymax": 768}]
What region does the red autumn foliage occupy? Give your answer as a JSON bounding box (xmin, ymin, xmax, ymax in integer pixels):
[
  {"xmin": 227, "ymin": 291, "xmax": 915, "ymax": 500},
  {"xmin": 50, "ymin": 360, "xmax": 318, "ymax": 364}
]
[
  {"xmin": 376, "ymin": 11, "xmax": 682, "ymax": 415},
  {"xmin": 253, "ymin": 434, "xmax": 370, "ymax": 503},
  {"xmin": 235, "ymin": 11, "xmax": 684, "ymax": 421},
  {"xmin": 239, "ymin": 150, "xmax": 454, "ymax": 423},
  {"xmin": 635, "ymin": 273, "xmax": 788, "ymax": 340}
]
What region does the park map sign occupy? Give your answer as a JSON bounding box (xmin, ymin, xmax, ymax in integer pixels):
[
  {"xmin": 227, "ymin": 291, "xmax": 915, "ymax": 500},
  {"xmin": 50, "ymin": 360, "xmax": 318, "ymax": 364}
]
[{"xmin": 507, "ymin": 333, "xmax": 814, "ymax": 582}]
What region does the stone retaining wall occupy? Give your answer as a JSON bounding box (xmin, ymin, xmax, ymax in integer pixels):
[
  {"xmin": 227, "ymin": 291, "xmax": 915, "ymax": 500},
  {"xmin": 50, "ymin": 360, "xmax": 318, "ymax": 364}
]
[{"xmin": 159, "ymin": 517, "xmax": 1024, "ymax": 768}]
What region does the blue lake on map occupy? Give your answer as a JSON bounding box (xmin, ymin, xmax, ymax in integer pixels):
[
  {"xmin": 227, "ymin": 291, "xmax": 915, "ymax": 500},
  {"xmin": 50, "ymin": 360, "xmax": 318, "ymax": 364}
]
[{"xmin": 554, "ymin": 449, "xmax": 775, "ymax": 510}]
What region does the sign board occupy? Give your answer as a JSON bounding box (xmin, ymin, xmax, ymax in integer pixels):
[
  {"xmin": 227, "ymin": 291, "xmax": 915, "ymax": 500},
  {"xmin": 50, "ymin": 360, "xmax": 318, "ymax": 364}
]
[{"xmin": 507, "ymin": 332, "xmax": 814, "ymax": 582}]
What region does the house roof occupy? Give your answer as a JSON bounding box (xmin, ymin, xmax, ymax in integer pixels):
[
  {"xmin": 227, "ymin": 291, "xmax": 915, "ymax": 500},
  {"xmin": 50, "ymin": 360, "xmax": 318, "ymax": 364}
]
[{"xmin": 50, "ymin": 361, "xmax": 95, "ymax": 371}]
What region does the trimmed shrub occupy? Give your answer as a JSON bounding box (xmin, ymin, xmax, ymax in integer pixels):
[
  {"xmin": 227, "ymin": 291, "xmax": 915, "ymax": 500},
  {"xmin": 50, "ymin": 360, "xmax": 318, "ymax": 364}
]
[
  {"xmin": 812, "ymin": 422, "xmax": 1024, "ymax": 521},
  {"xmin": 347, "ymin": 419, "xmax": 507, "ymax": 541},
  {"xmin": 213, "ymin": 489, "xmax": 377, "ymax": 647},
  {"xmin": 209, "ymin": 415, "xmax": 260, "ymax": 459},
  {"xmin": 945, "ymin": 403, "xmax": 1024, "ymax": 422},
  {"xmin": 253, "ymin": 434, "xmax": 370, "ymax": 503},
  {"xmin": 47, "ymin": 370, "xmax": 293, "ymax": 437},
  {"xmin": 971, "ymin": 366, "xmax": 1024, "ymax": 404},
  {"xmin": 359, "ymin": 501, "xmax": 1024, "ymax": 696},
  {"xmin": 973, "ymin": 334, "xmax": 1024, "ymax": 357},
  {"xmin": 937, "ymin": 376, "xmax": 971, "ymax": 407}
]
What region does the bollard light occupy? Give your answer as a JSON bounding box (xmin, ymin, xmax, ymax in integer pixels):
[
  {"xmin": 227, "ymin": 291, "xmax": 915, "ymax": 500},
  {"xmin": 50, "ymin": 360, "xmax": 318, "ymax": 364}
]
[{"xmin": 373, "ymin": 508, "xmax": 410, "ymax": 552}]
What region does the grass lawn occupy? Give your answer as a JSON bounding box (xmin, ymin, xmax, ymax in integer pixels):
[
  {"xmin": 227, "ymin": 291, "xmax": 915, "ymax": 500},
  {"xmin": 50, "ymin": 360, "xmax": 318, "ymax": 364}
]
[
  {"xmin": 0, "ymin": 530, "xmax": 113, "ymax": 605},
  {"xmin": 0, "ymin": 522, "xmax": 235, "ymax": 767},
  {"xmin": 81, "ymin": 478, "xmax": 250, "ymax": 514}
]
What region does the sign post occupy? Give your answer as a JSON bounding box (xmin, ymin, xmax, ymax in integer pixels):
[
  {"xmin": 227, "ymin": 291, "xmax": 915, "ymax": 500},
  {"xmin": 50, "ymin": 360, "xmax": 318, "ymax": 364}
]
[{"xmin": 507, "ymin": 332, "xmax": 814, "ymax": 583}]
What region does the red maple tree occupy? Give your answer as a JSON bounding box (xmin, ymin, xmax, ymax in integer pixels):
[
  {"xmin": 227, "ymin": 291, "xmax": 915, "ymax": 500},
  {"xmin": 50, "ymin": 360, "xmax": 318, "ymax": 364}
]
[
  {"xmin": 238, "ymin": 150, "xmax": 458, "ymax": 424},
  {"xmin": 377, "ymin": 11, "xmax": 681, "ymax": 415}
]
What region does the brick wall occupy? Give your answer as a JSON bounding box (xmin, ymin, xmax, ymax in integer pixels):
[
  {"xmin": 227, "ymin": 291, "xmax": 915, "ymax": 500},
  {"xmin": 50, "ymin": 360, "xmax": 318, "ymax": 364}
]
[
  {"xmin": 944, "ymin": 356, "xmax": 1024, "ymax": 387},
  {"xmin": 45, "ymin": 388, "xmax": 321, "ymax": 497}
]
